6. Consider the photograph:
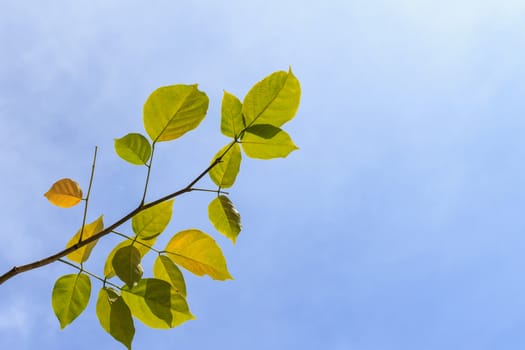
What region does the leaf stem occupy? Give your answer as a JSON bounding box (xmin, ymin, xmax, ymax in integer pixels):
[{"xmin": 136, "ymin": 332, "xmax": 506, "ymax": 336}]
[
  {"xmin": 192, "ymin": 188, "xmax": 229, "ymax": 195},
  {"xmin": 111, "ymin": 231, "xmax": 162, "ymax": 254},
  {"xmin": 79, "ymin": 146, "xmax": 98, "ymax": 242},
  {"xmin": 58, "ymin": 258, "xmax": 121, "ymax": 290}
]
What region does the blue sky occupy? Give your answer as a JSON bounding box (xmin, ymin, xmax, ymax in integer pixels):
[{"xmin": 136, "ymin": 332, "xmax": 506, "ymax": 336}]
[{"xmin": 1, "ymin": 1, "xmax": 525, "ymax": 349}]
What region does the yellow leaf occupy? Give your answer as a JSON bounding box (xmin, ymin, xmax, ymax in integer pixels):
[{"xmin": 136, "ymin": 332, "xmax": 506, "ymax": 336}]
[
  {"xmin": 44, "ymin": 178, "xmax": 83, "ymax": 208},
  {"xmin": 143, "ymin": 84, "xmax": 209, "ymax": 142},
  {"xmin": 153, "ymin": 255, "xmax": 187, "ymax": 297},
  {"xmin": 208, "ymin": 143, "xmax": 242, "ymax": 189},
  {"xmin": 66, "ymin": 215, "xmax": 104, "ymax": 263},
  {"xmin": 242, "ymin": 68, "xmax": 301, "ymax": 127},
  {"xmin": 220, "ymin": 91, "xmax": 244, "ymax": 138},
  {"xmin": 241, "ymin": 125, "xmax": 298, "ymax": 159},
  {"xmin": 132, "ymin": 200, "xmax": 174, "ymax": 240},
  {"xmin": 164, "ymin": 229, "xmax": 233, "ymax": 281}
]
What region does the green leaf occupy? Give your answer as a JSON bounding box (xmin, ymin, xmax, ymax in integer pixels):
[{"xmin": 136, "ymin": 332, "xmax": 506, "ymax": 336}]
[
  {"xmin": 44, "ymin": 178, "xmax": 83, "ymax": 208},
  {"xmin": 104, "ymin": 236, "xmax": 157, "ymax": 278},
  {"xmin": 242, "ymin": 68, "xmax": 301, "ymax": 127},
  {"xmin": 221, "ymin": 91, "xmax": 244, "ymax": 138},
  {"xmin": 241, "ymin": 126, "xmax": 298, "ymax": 159},
  {"xmin": 153, "ymin": 255, "xmax": 187, "ymax": 297},
  {"xmin": 132, "ymin": 200, "xmax": 174, "ymax": 240},
  {"xmin": 208, "ymin": 196, "xmax": 242, "ymax": 243},
  {"xmin": 164, "ymin": 229, "xmax": 233, "ymax": 280},
  {"xmin": 112, "ymin": 245, "xmax": 144, "ymax": 288},
  {"xmin": 96, "ymin": 287, "xmax": 135, "ymax": 350},
  {"xmin": 114, "ymin": 133, "xmax": 152, "ymax": 165},
  {"xmin": 52, "ymin": 273, "xmax": 91, "ymax": 329},
  {"xmin": 121, "ymin": 278, "xmax": 194, "ymax": 329},
  {"xmin": 143, "ymin": 84, "xmax": 209, "ymax": 142},
  {"xmin": 66, "ymin": 215, "xmax": 104, "ymax": 263},
  {"xmin": 208, "ymin": 143, "xmax": 242, "ymax": 189},
  {"xmin": 242, "ymin": 124, "xmax": 281, "ymax": 139}
]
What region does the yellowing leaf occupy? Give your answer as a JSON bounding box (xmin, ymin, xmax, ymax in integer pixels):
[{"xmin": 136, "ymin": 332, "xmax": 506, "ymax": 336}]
[
  {"xmin": 104, "ymin": 236, "xmax": 157, "ymax": 278},
  {"xmin": 153, "ymin": 255, "xmax": 187, "ymax": 297},
  {"xmin": 66, "ymin": 215, "xmax": 104, "ymax": 263},
  {"xmin": 164, "ymin": 229, "xmax": 232, "ymax": 280},
  {"xmin": 52, "ymin": 273, "xmax": 91, "ymax": 329},
  {"xmin": 143, "ymin": 84, "xmax": 209, "ymax": 142},
  {"xmin": 221, "ymin": 91, "xmax": 244, "ymax": 138},
  {"xmin": 208, "ymin": 196, "xmax": 242, "ymax": 243},
  {"xmin": 112, "ymin": 246, "xmax": 143, "ymax": 288},
  {"xmin": 96, "ymin": 287, "xmax": 135, "ymax": 350},
  {"xmin": 114, "ymin": 133, "xmax": 152, "ymax": 165},
  {"xmin": 44, "ymin": 178, "xmax": 83, "ymax": 208},
  {"xmin": 241, "ymin": 125, "xmax": 298, "ymax": 159},
  {"xmin": 208, "ymin": 143, "xmax": 242, "ymax": 189},
  {"xmin": 121, "ymin": 278, "xmax": 194, "ymax": 329},
  {"xmin": 242, "ymin": 68, "xmax": 301, "ymax": 127},
  {"xmin": 132, "ymin": 200, "xmax": 174, "ymax": 240}
]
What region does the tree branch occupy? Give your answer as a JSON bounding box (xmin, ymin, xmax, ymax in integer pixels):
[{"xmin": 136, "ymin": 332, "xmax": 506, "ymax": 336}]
[{"xmin": 0, "ymin": 141, "xmax": 235, "ymax": 285}]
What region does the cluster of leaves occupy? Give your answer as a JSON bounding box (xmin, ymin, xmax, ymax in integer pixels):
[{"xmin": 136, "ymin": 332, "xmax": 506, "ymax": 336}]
[{"xmin": 42, "ymin": 69, "xmax": 300, "ymax": 348}]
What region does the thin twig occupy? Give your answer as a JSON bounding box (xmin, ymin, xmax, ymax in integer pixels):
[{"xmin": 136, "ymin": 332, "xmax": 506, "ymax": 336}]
[
  {"xmin": 57, "ymin": 258, "xmax": 121, "ymax": 290},
  {"xmin": 79, "ymin": 146, "xmax": 98, "ymax": 242},
  {"xmin": 141, "ymin": 142, "xmax": 156, "ymax": 206}
]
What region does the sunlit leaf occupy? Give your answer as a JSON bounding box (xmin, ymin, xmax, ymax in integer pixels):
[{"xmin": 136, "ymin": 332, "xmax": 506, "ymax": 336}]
[
  {"xmin": 96, "ymin": 287, "xmax": 135, "ymax": 350},
  {"xmin": 66, "ymin": 215, "xmax": 104, "ymax": 263},
  {"xmin": 241, "ymin": 126, "xmax": 298, "ymax": 159},
  {"xmin": 114, "ymin": 133, "xmax": 152, "ymax": 165},
  {"xmin": 208, "ymin": 196, "xmax": 242, "ymax": 243},
  {"xmin": 164, "ymin": 229, "xmax": 232, "ymax": 280},
  {"xmin": 44, "ymin": 178, "xmax": 83, "ymax": 208},
  {"xmin": 104, "ymin": 236, "xmax": 157, "ymax": 278},
  {"xmin": 121, "ymin": 278, "xmax": 194, "ymax": 329},
  {"xmin": 242, "ymin": 68, "xmax": 301, "ymax": 127},
  {"xmin": 143, "ymin": 84, "xmax": 209, "ymax": 142},
  {"xmin": 153, "ymin": 255, "xmax": 187, "ymax": 297},
  {"xmin": 221, "ymin": 91, "xmax": 244, "ymax": 138},
  {"xmin": 208, "ymin": 143, "xmax": 241, "ymax": 189},
  {"xmin": 132, "ymin": 200, "xmax": 174, "ymax": 240},
  {"xmin": 112, "ymin": 245, "xmax": 143, "ymax": 288},
  {"xmin": 52, "ymin": 273, "xmax": 91, "ymax": 329}
]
